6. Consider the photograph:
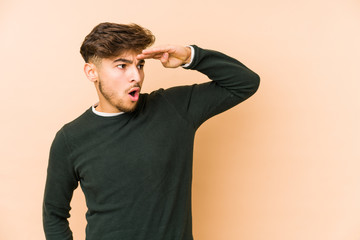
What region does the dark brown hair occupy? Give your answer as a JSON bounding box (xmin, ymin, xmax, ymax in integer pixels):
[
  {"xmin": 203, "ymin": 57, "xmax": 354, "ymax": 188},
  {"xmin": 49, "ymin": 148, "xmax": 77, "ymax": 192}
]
[{"xmin": 80, "ymin": 22, "xmax": 155, "ymax": 63}]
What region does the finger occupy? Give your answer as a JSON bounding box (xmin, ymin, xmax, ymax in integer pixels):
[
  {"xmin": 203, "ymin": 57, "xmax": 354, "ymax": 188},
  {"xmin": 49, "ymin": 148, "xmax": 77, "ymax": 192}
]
[
  {"xmin": 137, "ymin": 53, "xmax": 163, "ymax": 60},
  {"xmin": 160, "ymin": 52, "xmax": 169, "ymax": 64},
  {"xmin": 141, "ymin": 45, "xmax": 175, "ymax": 55}
]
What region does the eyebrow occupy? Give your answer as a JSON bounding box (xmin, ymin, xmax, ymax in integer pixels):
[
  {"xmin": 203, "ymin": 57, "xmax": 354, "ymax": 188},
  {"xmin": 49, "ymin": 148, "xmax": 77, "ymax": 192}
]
[{"xmin": 113, "ymin": 58, "xmax": 145, "ymax": 64}]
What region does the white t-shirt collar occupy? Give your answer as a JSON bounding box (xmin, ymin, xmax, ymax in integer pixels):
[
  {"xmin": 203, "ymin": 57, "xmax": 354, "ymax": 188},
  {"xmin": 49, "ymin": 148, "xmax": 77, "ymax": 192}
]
[{"xmin": 91, "ymin": 103, "xmax": 124, "ymax": 117}]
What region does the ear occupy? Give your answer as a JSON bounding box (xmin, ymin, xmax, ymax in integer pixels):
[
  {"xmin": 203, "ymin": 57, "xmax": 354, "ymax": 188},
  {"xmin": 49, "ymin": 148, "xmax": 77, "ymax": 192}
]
[{"xmin": 84, "ymin": 63, "xmax": 98, "ymax": 82}]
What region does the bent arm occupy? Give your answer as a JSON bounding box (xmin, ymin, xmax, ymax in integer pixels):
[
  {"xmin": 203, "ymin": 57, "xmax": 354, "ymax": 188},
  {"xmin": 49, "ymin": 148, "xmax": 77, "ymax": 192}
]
[
  {"xmin": 161, "ymin": 45, "xmax": 260, "ymax": 128},
  {"xmin": 185, "ymin": 45, "xmax": 260, "ymax": 99}
]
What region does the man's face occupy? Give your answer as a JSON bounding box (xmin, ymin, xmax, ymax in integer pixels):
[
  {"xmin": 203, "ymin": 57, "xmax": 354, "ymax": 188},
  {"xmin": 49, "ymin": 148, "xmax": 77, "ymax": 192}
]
[{"xmin": 95, "ymin": 51, "xmax": 145, "ymax": 113}]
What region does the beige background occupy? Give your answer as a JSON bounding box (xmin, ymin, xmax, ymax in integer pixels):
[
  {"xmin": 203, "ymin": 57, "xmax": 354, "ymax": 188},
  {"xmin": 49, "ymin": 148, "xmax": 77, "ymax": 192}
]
[{"xmin": 1, "ymin": 0, "xmax": 359, "ymax": 239}]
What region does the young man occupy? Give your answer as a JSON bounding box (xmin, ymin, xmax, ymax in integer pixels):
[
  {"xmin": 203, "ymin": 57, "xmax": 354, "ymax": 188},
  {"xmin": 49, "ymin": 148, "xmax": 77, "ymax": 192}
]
[{"xmin": 43, "ymin": 22, "xmax": 260, "ymax": 240}]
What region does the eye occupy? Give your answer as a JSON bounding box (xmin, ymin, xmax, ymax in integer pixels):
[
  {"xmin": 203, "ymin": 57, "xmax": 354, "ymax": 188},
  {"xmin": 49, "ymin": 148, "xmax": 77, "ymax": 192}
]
[
  {"xmin": 137, "ymin": 64, "xmax": 145, "ymax": 70},
  {"xmin": 117, "ymin": 64, "xmax": 126, "ymax": 69}
]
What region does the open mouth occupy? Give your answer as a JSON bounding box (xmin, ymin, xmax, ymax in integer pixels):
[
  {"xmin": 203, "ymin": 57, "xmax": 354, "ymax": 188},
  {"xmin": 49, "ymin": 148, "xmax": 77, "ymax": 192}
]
[
  {"xmin": 129, "ymin": 90, "xmax": 136, "ymax": 97},
  {"xmin": 128, "ymin": 87, "xmax": 140, "ymax": 101}
]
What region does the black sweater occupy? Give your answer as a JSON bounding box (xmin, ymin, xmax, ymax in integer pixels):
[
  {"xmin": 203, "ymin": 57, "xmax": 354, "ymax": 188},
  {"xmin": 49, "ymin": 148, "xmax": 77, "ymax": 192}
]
[{"xmin": 43, "ymin": 45, "xmax": 260, "ymax": 240}]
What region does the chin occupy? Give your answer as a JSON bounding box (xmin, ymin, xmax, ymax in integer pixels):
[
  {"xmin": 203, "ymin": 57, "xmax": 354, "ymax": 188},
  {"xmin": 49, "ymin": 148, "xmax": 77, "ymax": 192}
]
[{"xmin": 116, "ymin": 102, "xmax": 138, "ymax": 113}]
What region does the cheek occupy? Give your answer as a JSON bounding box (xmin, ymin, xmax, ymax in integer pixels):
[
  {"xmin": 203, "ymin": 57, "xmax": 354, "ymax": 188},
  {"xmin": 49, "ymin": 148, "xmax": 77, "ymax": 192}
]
[
  {"xmin": 101, "ymin": 72, "xmax": 126, "ymax": 89},
  {"xmin": 140, "ymin": 72, "xmax": 145, "ymax": 83}
]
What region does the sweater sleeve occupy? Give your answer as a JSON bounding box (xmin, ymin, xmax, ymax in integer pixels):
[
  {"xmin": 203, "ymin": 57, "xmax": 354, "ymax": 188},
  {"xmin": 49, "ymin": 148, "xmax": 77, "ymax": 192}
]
[
  {"xmin": 43, "ymin": 128, "xmax": 79, "ymax": 240},
  {"xmin": 161, "ymin": 45, "xmax": 260, "ymax": 129}
]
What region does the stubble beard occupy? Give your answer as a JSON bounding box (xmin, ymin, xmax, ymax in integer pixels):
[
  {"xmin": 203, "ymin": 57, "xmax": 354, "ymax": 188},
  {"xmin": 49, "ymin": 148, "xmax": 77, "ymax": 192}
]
[{"xmin": 98, "ymin": 80, "xmax": 139, "ymax": 113}]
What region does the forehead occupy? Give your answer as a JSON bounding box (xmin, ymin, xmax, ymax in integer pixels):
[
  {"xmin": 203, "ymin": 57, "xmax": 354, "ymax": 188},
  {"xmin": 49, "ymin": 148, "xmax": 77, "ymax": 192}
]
[
  {"xmin": 104, "ymin": 50, "xmax": 143, "ymax": 64},
  {"xmin": 111, "ymin": 49, "xmax": 141, "ymax": 60}
]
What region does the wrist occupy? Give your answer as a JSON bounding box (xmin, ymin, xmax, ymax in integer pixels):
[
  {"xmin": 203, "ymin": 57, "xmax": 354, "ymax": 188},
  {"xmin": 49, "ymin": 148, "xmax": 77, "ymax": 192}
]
[
  {"xmin": 184, "ymin": 46, "xmax": 192, "ymax": 65},
  {"xmin": 182, "ymin": 45, "xmax": 194, "ymax": 68}
]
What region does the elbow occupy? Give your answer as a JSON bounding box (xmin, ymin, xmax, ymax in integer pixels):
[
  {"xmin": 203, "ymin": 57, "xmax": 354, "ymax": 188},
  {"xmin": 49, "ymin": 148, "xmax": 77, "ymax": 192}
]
[
  {"xmin": 247, "ymin": 71, "xmax": 260, "ymax": 97},
  {"xmin": 252, "ymin": 72, "xmax": 260, "ymax": 94}
]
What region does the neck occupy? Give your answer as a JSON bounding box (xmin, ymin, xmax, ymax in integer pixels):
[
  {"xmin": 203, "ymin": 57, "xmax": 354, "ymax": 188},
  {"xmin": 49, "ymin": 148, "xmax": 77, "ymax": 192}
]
[
  {"xmin": 95, "ymin": 101, "xmax": 121, "ymax": 113},
  {"xmin": 92, "ymin": 103, "xmax": 124, "ymax": 117}
]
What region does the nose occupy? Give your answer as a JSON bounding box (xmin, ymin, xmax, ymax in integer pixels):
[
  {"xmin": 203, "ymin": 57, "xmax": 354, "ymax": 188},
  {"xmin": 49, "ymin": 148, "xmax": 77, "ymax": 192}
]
[{"xmin": 129, "ymin": 66, "xmax": 141, "ymax": 83}]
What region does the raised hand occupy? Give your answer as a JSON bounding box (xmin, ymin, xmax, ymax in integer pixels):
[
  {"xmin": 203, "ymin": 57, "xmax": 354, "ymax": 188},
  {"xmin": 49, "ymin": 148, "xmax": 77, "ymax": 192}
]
[{"xmin": 136, "ymin": 45, "xmax": 191, "ymax": 68}]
